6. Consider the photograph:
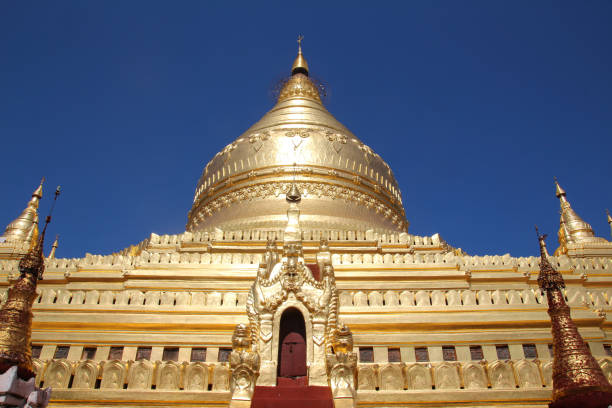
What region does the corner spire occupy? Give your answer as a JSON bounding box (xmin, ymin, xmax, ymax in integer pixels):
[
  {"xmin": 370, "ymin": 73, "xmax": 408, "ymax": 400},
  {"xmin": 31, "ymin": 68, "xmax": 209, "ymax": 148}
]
[
  {"xmin": 0, "ymin": 185, "xmax": 60, "ymax": 380},
  {"xmin": 1, "ymin": 178, "xmax": 45, "ymax": 246},
  {"xmin": 607, "ymin": 209, "xmax": 612, "ymax": 237},
  {"xmin": 553, "ymin": 179, "xmax": 607, "ymax": 255},
  {"xmin": 291, "ymin": 35, "xmax": 309, "ymax": 76},
  {"xmin": 535, "ymin": 227, "xmax": 612, "ymax": 407},
  {"xmin": 49, "ymin": 235, "xmax": 59, "ymax": 259}
]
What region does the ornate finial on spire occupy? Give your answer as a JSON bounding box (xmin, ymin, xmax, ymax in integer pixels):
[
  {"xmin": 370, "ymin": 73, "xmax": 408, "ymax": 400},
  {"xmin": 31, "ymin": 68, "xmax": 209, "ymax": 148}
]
[
  {"xmin": 1, "ymin": 178, "xmax": 46, "ymax": 246},
  {"xmin": 535, "ymin": 227, "xmax": 612, "ymax": 407},
  {"xmin": 291, "ymin": 35, "xmax": 309, "ymax": 76},
  {"xmin": 33, "ymin": 177, "xmax": 44, "ymax": 199},
  {"xmin": 0, "ymin": 185, "xmax": 60, "ymax": 380},
  {"xmin": 553, "ymin": 179, "xmax": 607, "ymax": 255},
  {"xmin": 49, "ymin": 235, "xmax": 59, "ymax": 259},
  {"xmin": 535, "ymin": 226, "xmax": 564, "ymax": 291},
  {"xmin": 19, "ymin": 185, "xmax": 60, "ymax": 281},
  {"xmin": 554, "ymin": 177, "xmax": 567, "ymax": 201}
]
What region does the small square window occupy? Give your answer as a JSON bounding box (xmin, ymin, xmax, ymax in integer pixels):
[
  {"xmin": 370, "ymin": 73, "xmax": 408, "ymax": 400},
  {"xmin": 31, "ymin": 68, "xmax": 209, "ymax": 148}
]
[
  {"xmin": 162, "ymin": 347, "xmax": 179, "ymax": 361},
  {"xmin": 604, "ymin": 344, "xmax": 612, "ymax": 357},
  {"xmin": 359, "ymin": 347, "xmax": 373, "ymax": 362},
  {"xmin": 496, "ymin": 345, "xmax": 510, "ymax": 360},
  {"xmin": 108, "ymin": 346, "xmax": 124, "ymax": 360},
  {"xmin": 31, "ymin": 345, "xmax": 42, "ymax": 359},
  {"xmin": 54, "ymin": 346, "xmax": 69, "ymax": 359},
  {"xmin": 388, "ymin": 348, "xmax": 401, "ymax": 362},
  {"xmin": 81, "ymin": 347, "xmax": 97, "ymax": 360},
  {"xmin": 218, "ymin": 348, "xmax": 232, "ymax": 362},
  {"xmin": 191, "ymin": 348, "xmax": 207, "ymax": 362},
  {"xmin": 415, "ymin": 347, "xmax": 429, "ymax": 362},
  {"xmin": 523, "ymin": 344, "xmax": 537, "ymax": 359},
  {"xmin": 442, "ymin": 346, "xmax": 457, "ymax": 361},
  {"xmin": 470, "ymin": 345, "xmax": 483, "ymax": 361},
  {"xmin": 136, "ymin": 347, "xmax": 152, "ymax": 360}
]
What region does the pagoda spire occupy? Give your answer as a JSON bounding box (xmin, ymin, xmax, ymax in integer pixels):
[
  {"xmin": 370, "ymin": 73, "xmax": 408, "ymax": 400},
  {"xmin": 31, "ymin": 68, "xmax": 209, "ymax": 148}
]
[
  {"xmin": 535, "ymin": 226, "xmax": 612, "ymax": 408},
  {"xmin": 554, "ymin": 179, "xmax": 607, "ymax": 255},
  {"xmin": 291, "ymin": 35, "xmax": 309, "ymax": 76},
  {"xmin": 0, "ymin": 186, "xmax": 60, "ymax": 380},
  {"xmin": 49, "ymin": 235, "xmax": 59, "ymax": 259},
  {"xmin": 1, "ymin": 178, "xmax": 44, "ymax": 247}
]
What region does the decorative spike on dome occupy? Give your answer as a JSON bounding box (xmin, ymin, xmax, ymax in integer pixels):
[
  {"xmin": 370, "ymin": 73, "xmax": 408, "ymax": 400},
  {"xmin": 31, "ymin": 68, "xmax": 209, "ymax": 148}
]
[{"xmin": 291, "ymin": 35, "xmax": 309, "ymax": 76}]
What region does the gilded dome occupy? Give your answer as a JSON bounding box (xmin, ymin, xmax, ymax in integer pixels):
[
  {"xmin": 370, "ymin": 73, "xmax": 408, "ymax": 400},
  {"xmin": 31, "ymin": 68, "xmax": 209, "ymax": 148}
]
[{"xmin": 187, "ymin": 49, "xmax": 408, "ymax": 233}]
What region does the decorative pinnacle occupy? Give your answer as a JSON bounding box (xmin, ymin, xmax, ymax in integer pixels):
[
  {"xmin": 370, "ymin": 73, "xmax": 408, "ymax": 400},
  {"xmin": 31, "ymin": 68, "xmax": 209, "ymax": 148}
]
[
  {"xmin": 49, "ymin": 235, "xmax": 59, "ymax": 259},
  {"xmin": 607, "ymin": 209, "xmax": 611, "ymax": 224},
  {"xmin": 554, "ymin": 177, "xmax": 566, "ymax": 199},
  {"xmin": 535, "ymin": 225, "xmax": 565, "ymax": 291},
  {"xmin": 535, "ymin": 225, "xmax": 550, "ymax": 259},
  {"xmin": 19, "ymin": 185, "xmax": 61, "ymax": 280},
  {"xmin": 291, "ymin": 35, "xmax": 309, "ymax": 76},
  {"xmin": 32, "ymin": 177, "xmax": 44, "ymax": 199}
]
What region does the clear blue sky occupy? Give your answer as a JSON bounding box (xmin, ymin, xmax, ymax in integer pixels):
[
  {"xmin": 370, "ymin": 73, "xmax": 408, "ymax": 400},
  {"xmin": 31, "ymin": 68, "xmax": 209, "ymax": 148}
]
[{"xmin": 1, "ymin": 1, "xmax": 611, "ymax": 259}]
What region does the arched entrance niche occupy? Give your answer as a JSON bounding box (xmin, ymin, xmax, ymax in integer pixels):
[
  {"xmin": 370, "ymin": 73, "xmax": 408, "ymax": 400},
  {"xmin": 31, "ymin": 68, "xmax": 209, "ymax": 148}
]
[{"xmin": 277, "ymin": 307, "xmax": 307, "ymax": 385}]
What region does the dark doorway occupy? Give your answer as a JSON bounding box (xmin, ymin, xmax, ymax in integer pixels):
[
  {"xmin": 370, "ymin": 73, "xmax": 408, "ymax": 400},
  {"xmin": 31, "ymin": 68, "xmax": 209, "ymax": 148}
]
[{"xmin": 277, "ymin": 308, "xmax": 307, "ymax": 385}]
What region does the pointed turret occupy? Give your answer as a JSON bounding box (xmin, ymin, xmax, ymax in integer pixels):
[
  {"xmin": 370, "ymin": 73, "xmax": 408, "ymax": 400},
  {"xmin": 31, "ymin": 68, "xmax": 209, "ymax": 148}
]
[
  {"xmin": 291, "ymin": 35, "xmax": 309, "ymax": 76},
  {"xmin": 535, "ymin": 226, "xmax": 612, "ymax": 407},
  {"xmin": 277, "ymin": 36, "xmax": 322, "ymax": 104},
  {"xmin": 0, "ymin": 185, "xmax": 59, "ymax": 380},
  {"xmin": 1, "ymin": 179, "xmax": 44, "ymax": 246},
  {"xmin": 607, "ymin": 209, "xmax": 612, "ymax": 238},
  {"xmin": 49, "ymin": 235, "xmax": 59, "ymax": 259},
  {"xmin": 554, "ymin": 179, "xmax": 607, "ymax": 255}
]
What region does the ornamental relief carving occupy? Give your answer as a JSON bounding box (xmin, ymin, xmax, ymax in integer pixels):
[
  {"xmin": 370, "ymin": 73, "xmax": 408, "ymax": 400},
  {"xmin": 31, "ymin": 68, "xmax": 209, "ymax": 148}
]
[
  {"xmin": 357, "ymin": 141, "xmax": 375, "ymax": 163},
  {"xmin": 184, "ymin": 362, "xmax": 209, "ymax": 391},
  {"xmin": 127, "ymin": 360, "xmax": 153, "ymax": 390},
  {"xmin": 325, "ymin": 131, "xmax": 347, "ymax": 154},
  {"xmin": 73, "ymin": 361, "xmax": 98, "ymax": 389},
  {"xmin": 248, "ymin": 130, "xmax": 271, "ymax": 152},
  {"xmin": 100, "ymin": 360, "xmax": 127, "ymax": 389},
  {"xmin": 284, "ymin": 127, "xmax": 313, "ymax": 150},
  {"xmin": 193, "ymin": 181, "xmax": 404, "ymax": 228}
]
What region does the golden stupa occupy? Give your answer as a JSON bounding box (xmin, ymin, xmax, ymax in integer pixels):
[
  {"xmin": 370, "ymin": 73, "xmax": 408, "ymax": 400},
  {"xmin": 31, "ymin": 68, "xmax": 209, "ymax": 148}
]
[
  {"xmin": 187, "ymin": 42, "xmax": 406, "ymax": 233},
  {"xmin": 0, "ymin": 41, "xmax": 612, "ymax": 408}
]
